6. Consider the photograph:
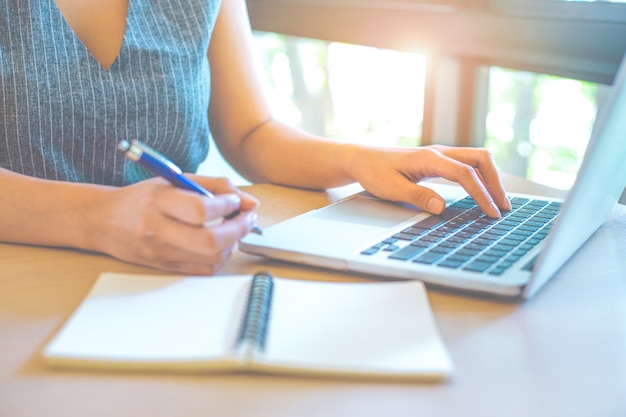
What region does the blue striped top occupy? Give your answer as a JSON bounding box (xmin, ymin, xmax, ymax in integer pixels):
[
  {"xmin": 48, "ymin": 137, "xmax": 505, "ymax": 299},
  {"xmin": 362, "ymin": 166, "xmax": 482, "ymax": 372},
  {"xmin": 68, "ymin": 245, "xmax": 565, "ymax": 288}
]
[{"xmin": 0, "ymin": 0, "xmax": 221, "ymax": 186}]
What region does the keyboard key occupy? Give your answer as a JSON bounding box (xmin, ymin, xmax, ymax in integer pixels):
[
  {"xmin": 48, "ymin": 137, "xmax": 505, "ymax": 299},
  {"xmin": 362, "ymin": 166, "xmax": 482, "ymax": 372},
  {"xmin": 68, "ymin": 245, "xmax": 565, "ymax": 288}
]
[
  {"xmin": 392, "ymin": 232, "xmax": 418, "ymax": 241},
  {"xmin": 410, "ymin": 240, "xmax": 432, "ymax": 248},
  {"xmin": 388, "ymin": 245, "xmax": 426, "ymax": 261},
  {"xmin": 510, "ymin": 197, "xmax": 529, "ymax": 205},
  {"xmin": 473, "ymin": 236, "xmax": 497, "ymax": 246},
  {"xmin": 447, "ymin": 253, "xmax": 473, "ymax": 262},
  {"xmin": 412, "ymin": 251, "xmax": 445, "ymax": 264},
  {"xmin": 485, "ymin": 228, "xmax": 508, "ymax": 237},
  {"xmin": 412, "ymin": 215, "xmax": 444, "ymax": 230},
  {"xmin": 518, "ymin": 225, "xmax": 540, "ymax": 233},
  {"xmin": 456, "ymin": 248, "xmax": 481, "ymax": 257},
  {"xmin": 504, "ymin": 254, "xmax": 521, "ymax": 263},
  {"xmin": 484, "ymin": 248, "xmax": 510, "ymax": 258},
  {"xmin": 382, "ymin": 237, "xmax": 399, "ymax": 245},
  {"xmin": 429, "ymin": 246, "xmax": 453, "ymax": 255},
  {"xmin": 511, "ymin": 230, "xmax": 532, "ymax": 238},
  {"xmin": 402, "ymin": 227, "xmax": 428, "ymax": 236},
  {"xmin": 416, "ymin": 234, "xmax": 443, "ymax": 244},
  {"xmin": 429, "ymin": 230, "xmax": 451, "ymax": 238},
  {"xmin": 463, "ymin": 261, "xmax": 492, "ymax": 273},
  {"xmin": 439, "ymin": 259, "xmax": 464, "ymax": 269},
  {"xmin": 526, "ymin": 220, "xmax": 545, "ymax": 228},
  {"xmin": 440, "ymin": 207, "xmax": 465, "ymax": 220},
  {"xmin": 360, "ymin": 247, "xmax": 379, "ymax": 255},
  {"xmin": 476, "ymin": 254, "xmax": 500, "ymax": 264},
  {"xmin": 462, "ymin": 242, "xmax": 486, "ymax": 251},
  {"xmin": 491, "ymin": 224, "xmax": 514, "ymax": 232},
  {"xmin": 489, "ymin": 266, "xmax": 508, "ymax": 276},
  {"xmin": 441, "ymin": 239, "xmax": 464, "ymax": 248}
]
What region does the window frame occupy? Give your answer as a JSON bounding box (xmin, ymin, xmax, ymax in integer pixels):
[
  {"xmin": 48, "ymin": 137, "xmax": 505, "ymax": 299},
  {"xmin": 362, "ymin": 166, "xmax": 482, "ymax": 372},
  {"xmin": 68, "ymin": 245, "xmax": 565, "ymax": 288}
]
[
  {"xmin": 246, "ymin": 0, "xmax": 626, "ymax": 84},
  {"xmin": 246, "ymin": 0, "xmax": 626, "ymax": 146}
]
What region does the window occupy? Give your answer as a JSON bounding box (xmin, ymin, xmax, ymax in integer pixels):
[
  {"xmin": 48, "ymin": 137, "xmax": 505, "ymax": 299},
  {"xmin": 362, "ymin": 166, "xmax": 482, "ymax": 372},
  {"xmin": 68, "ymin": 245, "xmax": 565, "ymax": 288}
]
[
  {"xmin": 202, "ymin": 1, "xmax": 626, "ymax": 188},
  {"xmin": 254, "ymin": 34, "xmax": 426, "ymax": 147},
  {"xmin": 485, "ymin": 67, "xmax": 610, "ymax": 189}
]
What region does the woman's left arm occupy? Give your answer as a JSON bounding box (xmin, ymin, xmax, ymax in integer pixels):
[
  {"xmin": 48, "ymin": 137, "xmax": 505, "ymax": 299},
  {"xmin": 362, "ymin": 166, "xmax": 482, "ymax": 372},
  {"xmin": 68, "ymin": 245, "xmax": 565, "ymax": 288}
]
[{"xmin": 207, "ymin": 0, "xmax": 511, "ymax": 217}]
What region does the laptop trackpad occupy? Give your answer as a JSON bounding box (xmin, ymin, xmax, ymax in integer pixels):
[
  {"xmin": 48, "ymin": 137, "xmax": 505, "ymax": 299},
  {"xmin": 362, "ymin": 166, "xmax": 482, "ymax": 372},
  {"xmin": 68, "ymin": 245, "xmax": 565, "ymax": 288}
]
[{"xmin": 310, "ymin": 196, "xmax": 421, "ymax": 228}]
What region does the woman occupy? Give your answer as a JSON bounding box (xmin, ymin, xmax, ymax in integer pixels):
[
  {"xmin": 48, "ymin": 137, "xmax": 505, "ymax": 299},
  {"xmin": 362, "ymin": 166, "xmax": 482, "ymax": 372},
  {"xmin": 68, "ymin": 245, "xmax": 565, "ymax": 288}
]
[{"xmin": 0, "ymin": 0, "xmax": 510, "ymax": 274}]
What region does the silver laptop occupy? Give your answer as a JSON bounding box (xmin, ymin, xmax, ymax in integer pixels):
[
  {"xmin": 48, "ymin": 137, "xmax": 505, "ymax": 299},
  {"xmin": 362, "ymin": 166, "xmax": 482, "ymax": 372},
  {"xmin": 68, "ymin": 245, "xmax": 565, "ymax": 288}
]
[{"xmin": 240, "ymin": 53, "xmax": 626, "ymax": 300}]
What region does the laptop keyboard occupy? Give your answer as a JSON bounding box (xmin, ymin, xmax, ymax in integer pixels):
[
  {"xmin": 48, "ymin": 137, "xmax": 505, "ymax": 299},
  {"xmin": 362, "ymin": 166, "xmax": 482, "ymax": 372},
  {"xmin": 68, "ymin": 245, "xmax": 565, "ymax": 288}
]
[{"xmin": 360, "ymin": 196, "xmax": 561, "ymax": 276}]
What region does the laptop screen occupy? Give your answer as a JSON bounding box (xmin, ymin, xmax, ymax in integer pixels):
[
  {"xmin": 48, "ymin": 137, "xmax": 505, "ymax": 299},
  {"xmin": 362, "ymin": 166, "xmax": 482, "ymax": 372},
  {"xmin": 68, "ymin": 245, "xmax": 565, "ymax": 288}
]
[{"xmin": 524, "ymin": 52, "xmax": 626, "ymax": 298}]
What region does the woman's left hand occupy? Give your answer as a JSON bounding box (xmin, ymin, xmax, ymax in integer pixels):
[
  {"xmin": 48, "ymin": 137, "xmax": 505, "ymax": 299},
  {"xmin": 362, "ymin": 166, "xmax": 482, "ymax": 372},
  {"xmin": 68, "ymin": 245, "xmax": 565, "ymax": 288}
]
[{"xmin": 345, "ymin": 144, "xmax": 512, "ymax": 218}]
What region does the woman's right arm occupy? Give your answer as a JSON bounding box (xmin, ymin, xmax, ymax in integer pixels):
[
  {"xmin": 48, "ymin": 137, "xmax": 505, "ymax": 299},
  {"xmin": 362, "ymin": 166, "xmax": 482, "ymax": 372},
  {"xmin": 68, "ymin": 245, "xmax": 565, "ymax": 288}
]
[{"xmin": 0, "ymin": 168, "xmax": 258, "ymax": 274}]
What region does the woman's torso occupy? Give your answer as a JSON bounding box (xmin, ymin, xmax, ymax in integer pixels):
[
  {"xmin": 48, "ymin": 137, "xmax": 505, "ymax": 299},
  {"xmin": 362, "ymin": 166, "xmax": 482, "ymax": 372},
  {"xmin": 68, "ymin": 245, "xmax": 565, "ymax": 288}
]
[{"xmin": 0, "ymin": 0, "xmax": 221, "ymax": 186}]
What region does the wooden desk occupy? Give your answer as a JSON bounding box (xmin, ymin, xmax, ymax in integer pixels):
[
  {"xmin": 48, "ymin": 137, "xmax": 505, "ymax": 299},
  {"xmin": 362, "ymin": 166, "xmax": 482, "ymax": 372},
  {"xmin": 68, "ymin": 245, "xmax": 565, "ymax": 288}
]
[{"xmin": 2, "ymin": 179, "xmax": 626, "ymax": 417}]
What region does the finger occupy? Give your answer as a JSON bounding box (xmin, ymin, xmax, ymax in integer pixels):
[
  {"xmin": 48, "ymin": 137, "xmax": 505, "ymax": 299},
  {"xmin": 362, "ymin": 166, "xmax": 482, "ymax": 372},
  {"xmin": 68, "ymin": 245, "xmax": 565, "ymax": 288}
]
[
  {"xmin": 147, "ymin": 209, "xmax": 256, "ymax": 258},
  {"xmin": 410, "ymin": 184, "xmax": 447, "ymax": 215},
  {"xmin": 188, "ymin": 176, "xmax": 239, "ymax": 194},
  {"xmin": 443, "ymin": 148, "xmax": 511, "ymax": 210},
  {"xmin": 151, "ymin": 246, "xmax": 234, "ymax": 275},
  {"xmin": 209, "ymin": 210, "xmax": 259, "ymax": 243},
  {"xmin": 155, "ymin": 188, "xmax": 242, "ymax": 226},
  {"xmin": 374, "ymin": 170, "xmax": 447, "ymax": 215},
  {"xmin": 131, "ymin": 240, "xmax": 234, "ymax": 275},
  {"xmin": 124, "ymin": 219, "xmax": 245, "ymax": 275},
  {"xmin": 236, "ymin": 190, "xmax": 261, "ymax": 211},
  {"xmin": 190, "ymin": 175, "xmax": 261, "ymax": 211},
  {"xmin": 416, "ymin": 150, "xmax": 502, "ymax": 218}
]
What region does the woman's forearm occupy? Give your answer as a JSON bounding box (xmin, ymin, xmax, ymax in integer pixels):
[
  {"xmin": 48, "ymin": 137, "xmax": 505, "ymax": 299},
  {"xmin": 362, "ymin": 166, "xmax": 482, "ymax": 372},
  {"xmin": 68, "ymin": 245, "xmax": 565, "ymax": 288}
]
[
  {"xmin": 222, "ymin": 119, "xmax": 361, "ymax": 189},
  {"xmin": 0, "ymin": 168, "xmax": 111, "ymax": 250}
]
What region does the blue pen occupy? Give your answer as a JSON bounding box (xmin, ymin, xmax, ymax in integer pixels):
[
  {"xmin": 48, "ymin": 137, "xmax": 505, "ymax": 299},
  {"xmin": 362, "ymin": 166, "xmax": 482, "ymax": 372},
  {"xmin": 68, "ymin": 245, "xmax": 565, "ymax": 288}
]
[{"xmin": 118, "ymin": 139, "xmax": 262, "ymax": 235}]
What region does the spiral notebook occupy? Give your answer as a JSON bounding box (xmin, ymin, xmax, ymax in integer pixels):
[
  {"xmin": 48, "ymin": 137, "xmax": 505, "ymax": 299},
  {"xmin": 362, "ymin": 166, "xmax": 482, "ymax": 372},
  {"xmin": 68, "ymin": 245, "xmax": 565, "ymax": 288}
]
[{"xmin": 42, "ymin": 272, "xmax": 453, "ymax": 381}]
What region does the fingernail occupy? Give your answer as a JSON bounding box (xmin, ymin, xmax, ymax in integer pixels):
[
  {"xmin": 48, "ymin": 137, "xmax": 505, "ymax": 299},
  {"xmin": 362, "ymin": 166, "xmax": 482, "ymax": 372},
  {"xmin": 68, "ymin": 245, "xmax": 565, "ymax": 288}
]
[
  {"xmin": 227, "ymin": 194, "xmax": 241, "ymax": 206},
  {"xmin": 427, "ymin": 197, "xmax": 445, "ymax": 214},
  {"xmin": 490, "ymin": 202, "xmax": 501, "ymax": 218}
]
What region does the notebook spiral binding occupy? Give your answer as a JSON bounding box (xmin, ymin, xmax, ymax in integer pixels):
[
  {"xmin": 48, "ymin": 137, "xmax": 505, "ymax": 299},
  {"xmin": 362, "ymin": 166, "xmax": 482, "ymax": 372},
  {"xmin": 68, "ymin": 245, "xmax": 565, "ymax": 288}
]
[{"xmin": 236, "ymin": 271, "xmax": 274, "ymax": 351}]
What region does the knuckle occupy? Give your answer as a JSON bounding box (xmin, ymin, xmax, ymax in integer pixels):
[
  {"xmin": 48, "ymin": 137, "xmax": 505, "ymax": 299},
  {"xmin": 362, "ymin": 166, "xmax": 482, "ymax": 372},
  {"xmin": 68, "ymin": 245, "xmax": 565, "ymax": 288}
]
[
  {"xmin": 457, "ymin": 164, "xmax": 478, "ymax": 180},
  {"xmin": 198, "ymin": 231, "xmax": 219, "ymax": 253},
  {"xmin": 418, "ymin": 147, "xmax": 441, "ymax": 159},
  {"xmin": 238, "ymin": 218, "xmax": 252, "ymax": 236},
  {"xmin": 132, "ymin": 215, "xmax": 156, "ymax": 241},
  {"xmin": 427, "ymin": 144, "xmax": 447, "ymax": 153},
  {"xmin": 215, "ymin": 176, "xmax": 234, "ymax": 190},
  {"xmin": 190, "ymin": 195, "xmax": 209, "ymax": 223},
  {"xmin": 478, "ymin": 148, "xmax": 495, "ymax": 162}
]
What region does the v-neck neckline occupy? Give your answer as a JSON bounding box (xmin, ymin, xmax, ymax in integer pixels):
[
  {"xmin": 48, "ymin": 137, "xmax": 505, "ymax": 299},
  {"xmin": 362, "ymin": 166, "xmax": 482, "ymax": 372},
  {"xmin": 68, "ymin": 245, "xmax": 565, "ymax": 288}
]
[{"xmin": 53, "ymin": 0, "xmax": 129, "ymax": 71}]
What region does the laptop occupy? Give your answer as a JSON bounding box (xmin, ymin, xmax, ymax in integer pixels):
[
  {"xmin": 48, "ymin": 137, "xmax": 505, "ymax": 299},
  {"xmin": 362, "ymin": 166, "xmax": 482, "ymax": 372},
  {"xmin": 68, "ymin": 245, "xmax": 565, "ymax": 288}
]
[{"xmin": 240, "ymin": 53, "xmax": 626, "ymax": 300}]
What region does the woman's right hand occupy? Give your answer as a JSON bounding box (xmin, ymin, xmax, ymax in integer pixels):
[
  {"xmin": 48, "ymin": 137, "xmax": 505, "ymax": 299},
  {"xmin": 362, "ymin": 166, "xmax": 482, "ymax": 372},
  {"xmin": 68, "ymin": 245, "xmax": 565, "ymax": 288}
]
[{"xmin": 90, "ymin": 176, "xmax": 259, "ymax": 274}]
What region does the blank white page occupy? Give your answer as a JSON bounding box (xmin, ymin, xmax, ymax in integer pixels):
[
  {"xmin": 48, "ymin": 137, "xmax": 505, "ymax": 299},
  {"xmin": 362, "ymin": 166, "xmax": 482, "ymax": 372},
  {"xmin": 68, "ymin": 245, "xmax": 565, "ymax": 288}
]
[
  {"xmin": 258, "ymin": 279, "xmax": 453, "ymax": 379},
  {"xmin": 44, "ymin": 273, "xmax": 250, "ymax": 368}
]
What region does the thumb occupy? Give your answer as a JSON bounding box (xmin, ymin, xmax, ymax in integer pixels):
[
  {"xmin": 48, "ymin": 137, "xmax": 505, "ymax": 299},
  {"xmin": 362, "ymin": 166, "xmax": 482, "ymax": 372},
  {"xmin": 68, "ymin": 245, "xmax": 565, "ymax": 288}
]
[{"xmin": 408, "ymin": 184, "xmax": 446, "ymax": 215}]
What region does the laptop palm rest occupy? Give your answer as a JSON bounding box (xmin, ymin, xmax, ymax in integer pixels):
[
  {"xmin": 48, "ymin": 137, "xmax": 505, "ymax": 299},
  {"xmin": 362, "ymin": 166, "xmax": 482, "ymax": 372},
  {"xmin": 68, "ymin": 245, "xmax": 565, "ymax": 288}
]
[
  {"xmin": 239, "ymin": 194, "xmax": 430, "ymax": 269},
  {"xmin": 309, "ymin": 195, "xmax": 420, "ymax": 228}
]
